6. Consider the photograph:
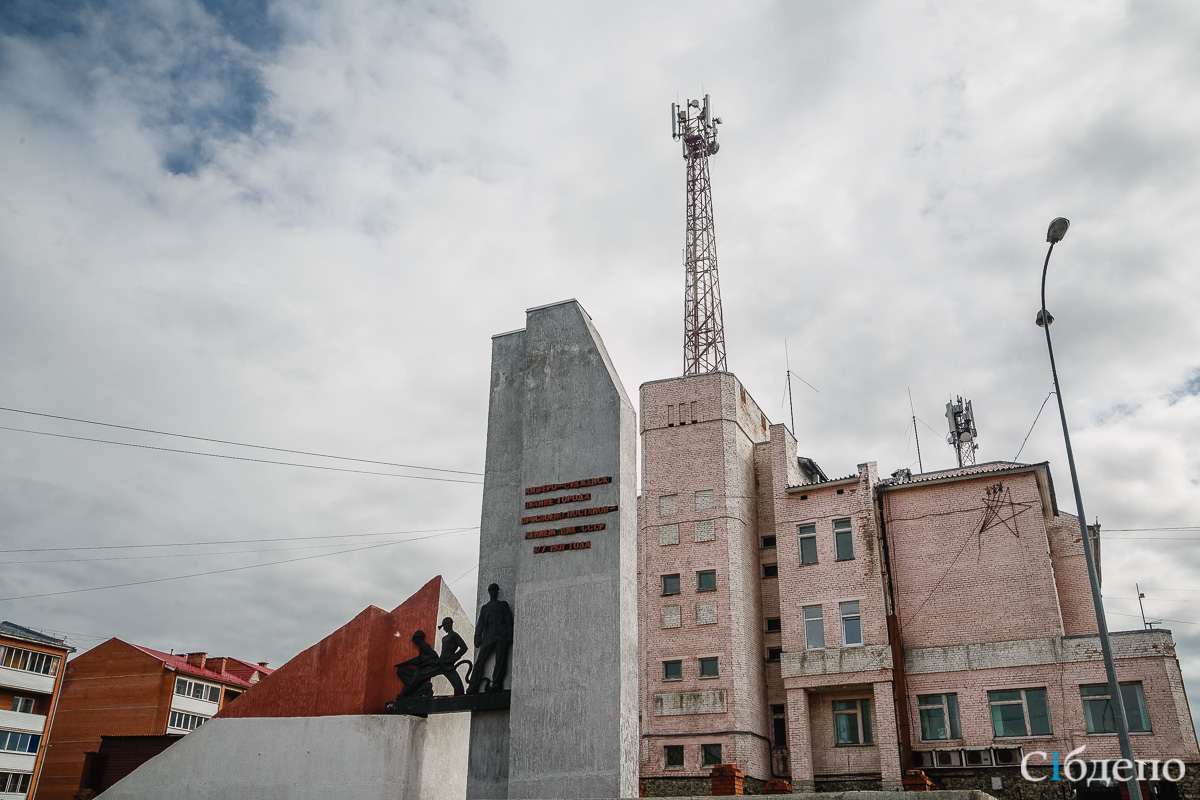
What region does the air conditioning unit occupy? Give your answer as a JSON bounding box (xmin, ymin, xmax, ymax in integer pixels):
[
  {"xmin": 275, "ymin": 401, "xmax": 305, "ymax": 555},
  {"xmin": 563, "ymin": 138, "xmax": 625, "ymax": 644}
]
[
  {"xmin": 935, "ymin": 750, "xmax": 963, "ymax": 767},
  {"xmin": 963, "ymin": 749, "xmax": 993, "ymax": 767},
  {"xmin": 992, "ymin": 746, "xmax": 1022, "ymax": 766},
  {"xmin": 912, "ymin": 751, "xmax": 936, "ymax": 769}
]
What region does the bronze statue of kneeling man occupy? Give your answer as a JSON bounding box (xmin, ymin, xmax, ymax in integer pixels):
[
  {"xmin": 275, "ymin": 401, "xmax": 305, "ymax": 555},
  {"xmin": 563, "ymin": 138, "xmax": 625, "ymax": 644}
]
[{"xmin": 394, "ymin": 618, "xmax": 471, "ymax": 698}]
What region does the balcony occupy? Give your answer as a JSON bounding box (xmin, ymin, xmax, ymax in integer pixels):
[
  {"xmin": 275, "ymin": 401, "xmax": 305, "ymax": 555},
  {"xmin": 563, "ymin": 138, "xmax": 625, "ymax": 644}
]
[
  {"xmin": 0, "ymin": 665, "xmax": 54, "ymax": 694},
  {"xmin": 0, "ymin": 709, "xmax": 45, "ymax": 734}
]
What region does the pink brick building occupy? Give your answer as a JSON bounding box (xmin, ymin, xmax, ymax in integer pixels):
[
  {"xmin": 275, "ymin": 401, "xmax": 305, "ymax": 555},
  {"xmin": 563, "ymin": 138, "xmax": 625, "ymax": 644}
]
[{"xmin": 637, "ymin": 371, "xmax": 1199, "ymax": 797}]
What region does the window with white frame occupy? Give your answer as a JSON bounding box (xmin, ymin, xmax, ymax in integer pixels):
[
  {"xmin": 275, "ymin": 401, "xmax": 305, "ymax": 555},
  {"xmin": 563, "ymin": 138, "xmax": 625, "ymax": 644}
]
[
  {"xmin": 834, "ymin": 518, "xmax": 854, "ymax": 560},
  {"xmin": 918, "ymin": 693, "xmax": 961, "ymax": 740},
  {"xmin": 167, "ymin": 710, "xmax": 210, "ymax": 731},
  {"xmin": 1081, "ymin": 682, "xmax": 1151, "ymax": 734},
  {"xmin": 174, "ymin": 677, "xmax": 221, "ymax": 703},
  {"xmin": 0, "ymin": 729, "xmax": 41, "ymax": 754},
  {"xmin": 10, "ymin": 696, "xmax": 34, "ymax": 714},
  {"xmin": 798, "ymin": 524, "xmax": 818, "ymax": 565},
  {"xmin": 0, "ymin": 645, "xmax": 60, "ymax": 675},
  {"xmin": 803, "ymin": 605, "xmax": 824, "ymax": 650},
  {"xmin": 988, "ymin": 688, "xmax": 1052, "ymax": 737},
  {"xmin": 834, "ymin": 699, "xmax": 873, "ymax": 745},
  {"xmin": 840, "ymin": 601, "xmax": 862, "ymax": 646},
  {"xmin": 1, "ymin": 772, "xmax": 32, "ymax": 794}
]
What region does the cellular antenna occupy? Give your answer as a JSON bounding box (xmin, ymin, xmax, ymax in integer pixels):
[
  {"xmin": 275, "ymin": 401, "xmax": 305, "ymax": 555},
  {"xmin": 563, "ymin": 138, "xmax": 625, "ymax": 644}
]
[
  {"xmin": 945, "ymin": 395, "xmax": 979, "ymax": 468},
  {"xmin": 672, "ymin": 94, "xmax": 726, "ymax": 375}
]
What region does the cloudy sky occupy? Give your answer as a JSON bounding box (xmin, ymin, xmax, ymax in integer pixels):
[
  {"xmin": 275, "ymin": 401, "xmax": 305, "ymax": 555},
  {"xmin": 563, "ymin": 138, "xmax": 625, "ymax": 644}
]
[{"xmin": 2, "ymin": 1, "xmax": 1199, "ymax": 723}]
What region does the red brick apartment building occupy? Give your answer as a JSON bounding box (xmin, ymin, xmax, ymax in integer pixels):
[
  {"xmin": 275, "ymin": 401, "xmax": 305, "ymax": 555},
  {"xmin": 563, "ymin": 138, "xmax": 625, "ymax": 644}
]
[
  {"xmin": 36, "ymin": 639, "xmax": 270, "ymax": 800},
  {"xmin": 0, "ymin": 622, "xmax": 73, "ymax": 799},
  {"xmin": 637, "ymin": 371, "xmax": 1199, "ymax": 798}
]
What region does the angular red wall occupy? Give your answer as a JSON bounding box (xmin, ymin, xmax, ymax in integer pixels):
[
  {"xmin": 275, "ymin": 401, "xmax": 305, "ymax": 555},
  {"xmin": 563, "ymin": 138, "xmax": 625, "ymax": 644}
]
[{"xmin": 218, "ymin": 576, "xmax": 444, "ymax": 717}]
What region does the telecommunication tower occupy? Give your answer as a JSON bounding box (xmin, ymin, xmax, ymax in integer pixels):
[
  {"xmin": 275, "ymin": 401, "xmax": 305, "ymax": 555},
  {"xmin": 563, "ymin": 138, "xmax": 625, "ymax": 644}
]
[
  {"xmin": 945, "ymin": 396, "xmax": 979, "ymax": 468},
  {"xmin": 672, "ymin": 95, "xmax": 726, "ymax": 375}
]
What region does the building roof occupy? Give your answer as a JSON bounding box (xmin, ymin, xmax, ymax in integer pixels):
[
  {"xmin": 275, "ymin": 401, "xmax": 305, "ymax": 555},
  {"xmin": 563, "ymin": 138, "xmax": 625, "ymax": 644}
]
[
  {"xmin": 0, "ymin": 620, "xmax": 76, "ymax": 652},
  {"xmin": 127, "ymin": 643, "xmax": 273, "ymax": 689},
  {"xmin": 880, "ymin": 460, "xmax": 1034, "ymax": 486}
]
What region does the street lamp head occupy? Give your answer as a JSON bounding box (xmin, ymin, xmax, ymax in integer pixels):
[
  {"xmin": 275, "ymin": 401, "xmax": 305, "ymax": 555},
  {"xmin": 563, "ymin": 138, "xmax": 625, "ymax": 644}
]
[
  {"xmin": 1036, "ymin": 309, "xmax": 1055, "ymax": 327},
  {"xmin": 1046, "ymin": 217, "xmax": 1070, "ymax": 244}
]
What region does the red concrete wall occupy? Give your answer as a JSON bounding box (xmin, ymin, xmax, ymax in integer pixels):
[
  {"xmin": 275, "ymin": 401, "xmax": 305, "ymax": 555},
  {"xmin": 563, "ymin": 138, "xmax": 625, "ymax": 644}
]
[{"xmin": 218, "ymin": 576, "xmax": 443, "ymax": 718}]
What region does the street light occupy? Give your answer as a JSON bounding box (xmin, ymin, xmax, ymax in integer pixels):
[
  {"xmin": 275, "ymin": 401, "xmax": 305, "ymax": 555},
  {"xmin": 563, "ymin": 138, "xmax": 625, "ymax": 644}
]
[{"xmin": 1038, "ymin": 218, "xmax": 1142, "ymax": 800}]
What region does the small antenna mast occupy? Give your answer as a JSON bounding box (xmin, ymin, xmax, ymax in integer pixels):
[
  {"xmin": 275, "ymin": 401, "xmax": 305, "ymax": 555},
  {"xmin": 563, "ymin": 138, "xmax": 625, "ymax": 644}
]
[
  {"xmin": 908, "ymin": 388, "xmax": 924, "ymax": 473},
  {"xmin": 785, "ymin": 340, "xmax": 795, "ymax": 435}
]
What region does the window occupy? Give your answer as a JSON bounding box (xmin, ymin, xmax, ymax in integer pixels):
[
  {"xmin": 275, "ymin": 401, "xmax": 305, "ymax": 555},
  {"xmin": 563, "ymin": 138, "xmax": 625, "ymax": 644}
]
[
  {"xmin": 0, "ymin": 730, "xmax": 40, "ymax": 753},
  {"xmin": 694, "ymin": 520, "xmax": 716, "ymax": 542},
  {"xmin": 766, "ymin": 647, "xmax": 782, "ymax": 662},
  {"xmin": 1081, "ymin": 682, "xmax": 1151, "ymax": 734},
  {"xmin": 167, "ymin": 710, "xmax": 209, "ymax": 731},
  {"xmin": 10, "ymin": 697, "xmax": 34, "ymax": 714},
  {"xmin": 174, "ymin": 678, "xmax": 221, "ymax": 703},
  {"xmin": 762, "ymin": 564, "xmax": 778, "ymax": 578},
  {"xmin": 771, "ymin": 704, "xmax": 787, "ymax": 747},
  {"xmin": 662, "ymin": 574, "xmax": 680, "ymax": 596},
  {"xmin": 840, "ymin": 601, "xmax": 862, "ymax": 646},
  {"xmin": 834, "ymin": 699, "xmax": 873, "ymax": 745},
  {"xmin": 702, "ymin": 743, "xmax": 723, "ymax": 766},
  {"xmin": 765, "ymin": 617, "xmax": 782, "ymax": 633},
  {"xmin": 659, "ymin": 524, "xmax": 679, "ymax": 546},
  {"xmin": 834, "ymin": 518, "xmax": 854, "ymax": 560},
  {"xmin": 0, "ymin": 645, "xmax": 60, "ymax": 675},
  {"xmin": 1, "ymin": 772, "xmax": 32, "ymax": 793},
  {"xmin": 761, "ymin": 535, "xmax": 777, "ymax": 549},
  {"xmin": 664, "ymin": 745, "xmax": 684, "ymax": 768},
  {"xmin": 659, "ymin": 494, "xmax": 678, "ymax": 516},
  {"xmin": 661, "ymin": 605, "xmax": 682, "ymax": 628},
  {"xmin": 663, "ymin": 660, "xmax": 683, "ymax": 681},
  {"xmin": 695, "ymin": 490, "xmax": 714, "ymax": 511},
  {"xmin": 798, "ymin": 524, "xmax": 818, "ymax": 565},
  {"xmin": 699, "ymin": 657, "xmax": 719, "ymax": 677},
  {"xmin": 697, "ymin": 570, "xmax": 717, "ymax": 592},
  {"xmin": 803, "ymin": 605, "xmax": 824, "ymax": 649},
  {"xmin": 988, "ymin": 688, "xmax": 1052, "ymax": 737},
  {"xmin": 918, "ymin": 694, "xmax": 961, "ymax": 741}
]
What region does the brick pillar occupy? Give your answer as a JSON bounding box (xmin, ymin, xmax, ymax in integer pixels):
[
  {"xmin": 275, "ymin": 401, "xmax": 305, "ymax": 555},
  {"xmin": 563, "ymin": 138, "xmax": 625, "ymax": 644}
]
[
  {"xmin": 785, "ymin": 688, "xmax": 814, "ymax": 792},
  {"xmin": 873, "ymin": 680, "xmax": 903, "ymax": 791},
  {"xmin": 710, "ymin": 764, "xmax": 744, "ymax": 796}
]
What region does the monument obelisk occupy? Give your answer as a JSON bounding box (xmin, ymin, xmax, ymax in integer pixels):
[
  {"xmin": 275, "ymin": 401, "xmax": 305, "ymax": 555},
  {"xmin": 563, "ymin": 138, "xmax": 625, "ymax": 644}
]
[{"xmin": 467, "ymin": 300, "xmax": 638, "ymax": 799}]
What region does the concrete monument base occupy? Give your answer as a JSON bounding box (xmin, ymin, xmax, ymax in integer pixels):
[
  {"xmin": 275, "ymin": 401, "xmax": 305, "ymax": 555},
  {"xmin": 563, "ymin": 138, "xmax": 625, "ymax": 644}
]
[{"xmin": 100, "ymin": 714, "xmax": 469, "ymax": 800}]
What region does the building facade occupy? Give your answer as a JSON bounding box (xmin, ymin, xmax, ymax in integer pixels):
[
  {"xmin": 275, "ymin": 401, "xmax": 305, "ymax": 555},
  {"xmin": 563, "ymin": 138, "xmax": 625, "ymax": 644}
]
[
  {"xmin": 637, "ymin": 371, "xmax": 1200, "ymax": 798},
  {"xmin": 0, "ymin": 622, "xmax": 73, "ymax": 800},
  {"xmin": 36, "ymin": 639, "xmax": 270, "ymax": 800}
]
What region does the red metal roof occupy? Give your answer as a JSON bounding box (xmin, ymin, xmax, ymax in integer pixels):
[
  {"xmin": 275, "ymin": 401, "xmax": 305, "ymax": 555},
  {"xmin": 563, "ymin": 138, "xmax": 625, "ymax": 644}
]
[{"xmin": 127, "ymin": 643, "xmax": 271, "ymax": 689}]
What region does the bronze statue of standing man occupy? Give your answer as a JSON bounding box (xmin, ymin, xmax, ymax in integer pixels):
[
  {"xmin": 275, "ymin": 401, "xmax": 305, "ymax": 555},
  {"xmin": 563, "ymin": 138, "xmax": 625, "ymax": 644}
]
[{"xmin": 467, "ymin": 582, "xmax": 513, "ymax": 693}]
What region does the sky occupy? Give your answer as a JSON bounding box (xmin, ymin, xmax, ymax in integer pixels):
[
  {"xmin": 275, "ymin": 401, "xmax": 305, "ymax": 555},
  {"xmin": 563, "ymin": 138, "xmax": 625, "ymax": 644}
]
[{"xmin": 2, "ymin": 0, "xmax": 1199, "ymax": 726}]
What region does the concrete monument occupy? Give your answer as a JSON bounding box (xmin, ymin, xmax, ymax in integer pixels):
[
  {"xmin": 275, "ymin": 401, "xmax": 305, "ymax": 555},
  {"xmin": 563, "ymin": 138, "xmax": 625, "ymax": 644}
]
[{"xmin": 468, "ymin": 299, "xmax": 638, "ymax": 799}]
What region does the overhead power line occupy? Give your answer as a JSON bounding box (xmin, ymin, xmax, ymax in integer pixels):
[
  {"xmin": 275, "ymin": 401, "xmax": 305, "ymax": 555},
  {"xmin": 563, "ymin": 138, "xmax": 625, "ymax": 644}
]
[
  {"xmin": 0, "ymin": 405, "xmax": 482, "ymax": 475},
  {"xmin": 0, "ymin": 426, "xmax": 483, "ymax": 485},
  {"xmin": 0, "ymin": 528, "xmax": 478, "ymax": 603},
  {"xmin": 0, "ymin": 526, "xmax": 478, "ymax": 554}
]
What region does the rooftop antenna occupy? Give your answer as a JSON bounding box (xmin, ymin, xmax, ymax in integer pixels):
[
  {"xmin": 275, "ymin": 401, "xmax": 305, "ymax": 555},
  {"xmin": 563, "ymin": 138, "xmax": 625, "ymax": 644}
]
[
  {"xmin": 945, "ymin": 395, "xmax": 978, "ymax": 468},
  {"xmin": 908, "ymin": 388, "xmax": 924, "ymax": 473},
  {"xmin": 785, "ymin": 341, "xmax": 795, "ymax": 435},
  {"xmin": 672, "ymin": 94, "xmax": 726, "ymax": 375}
]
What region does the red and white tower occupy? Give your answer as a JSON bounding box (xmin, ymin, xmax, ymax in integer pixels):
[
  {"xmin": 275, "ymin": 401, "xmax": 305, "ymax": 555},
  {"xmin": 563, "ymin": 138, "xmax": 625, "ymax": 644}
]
[{"xmin": 672, "ymin": 95, "xmax": 726, "ymax": 376}]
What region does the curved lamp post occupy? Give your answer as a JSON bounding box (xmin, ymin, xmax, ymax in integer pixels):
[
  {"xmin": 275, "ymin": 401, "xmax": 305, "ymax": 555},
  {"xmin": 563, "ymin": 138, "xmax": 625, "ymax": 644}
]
[{"xmin": 1038, "ymin": 218, "xmax": 1142, "ymax": 800}]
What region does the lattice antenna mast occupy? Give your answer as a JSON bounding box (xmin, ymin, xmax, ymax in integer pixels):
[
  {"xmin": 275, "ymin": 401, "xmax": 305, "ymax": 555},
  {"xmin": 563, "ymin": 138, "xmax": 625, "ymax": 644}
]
[
  {"xmin": 945, "ymin": 395, "xmax": 979, "ymax": 468},
  {"xmin": 672, "ymin": 95, "xmax": 726, "ymax": 376}
]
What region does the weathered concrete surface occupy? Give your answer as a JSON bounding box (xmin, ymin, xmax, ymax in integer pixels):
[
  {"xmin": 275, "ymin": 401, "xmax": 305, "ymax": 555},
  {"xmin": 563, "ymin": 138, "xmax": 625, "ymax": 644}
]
[
  {"xmin": 469, "ymin": 300, "xmax": 638, "ymax": 799},
  {"xmin": 101, "ymin": 714, "xmax": 470, "ymax": 800},
  {"xmin": 643, "ymin": 794, "xmax": 997, "ymax": 800}
]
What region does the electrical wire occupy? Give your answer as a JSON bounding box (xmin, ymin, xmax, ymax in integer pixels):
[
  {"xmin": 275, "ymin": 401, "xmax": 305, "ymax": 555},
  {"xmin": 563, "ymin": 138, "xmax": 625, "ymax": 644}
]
[
  {"xmin": 0, "ymin": 405, "xmax": 483, "ymax": 475},
  {"xmin": 0, "ymin": 526, "xmax": 477, "ymax": 554},
  {"xmin": 0, "ymin": 426, "xmax": 483, "ymax": 484},
  {"xmin": 0, "ymin": 528, "xmax": 478, "ymax": 602},
  {"xmin": 1013, "ymin": 390, "xmax": 1055, "ymax": 462},
  {"xmin": 1106, "ymin": 611, "xmax": 1200, "ymax": 628}
]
